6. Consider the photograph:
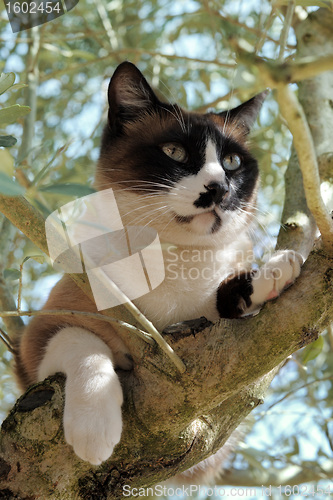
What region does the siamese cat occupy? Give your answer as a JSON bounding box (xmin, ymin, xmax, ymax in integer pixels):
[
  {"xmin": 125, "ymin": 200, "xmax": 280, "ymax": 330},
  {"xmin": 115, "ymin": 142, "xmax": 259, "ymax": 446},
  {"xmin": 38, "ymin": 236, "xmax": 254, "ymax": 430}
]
[{"xmin": 14, "ymin": 62, "xmax": 302, "ymax": 466}]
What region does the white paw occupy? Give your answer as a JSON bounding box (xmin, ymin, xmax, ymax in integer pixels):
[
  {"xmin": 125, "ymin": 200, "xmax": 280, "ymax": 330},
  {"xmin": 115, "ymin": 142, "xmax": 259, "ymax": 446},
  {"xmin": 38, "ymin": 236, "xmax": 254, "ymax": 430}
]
[
  {"xmin": 64, "ymin": 372, "xmax": 123, "ymax": 465},
  {"xmin": 250, "ymin": 250, "xmax": 303, "ymax": 307}
]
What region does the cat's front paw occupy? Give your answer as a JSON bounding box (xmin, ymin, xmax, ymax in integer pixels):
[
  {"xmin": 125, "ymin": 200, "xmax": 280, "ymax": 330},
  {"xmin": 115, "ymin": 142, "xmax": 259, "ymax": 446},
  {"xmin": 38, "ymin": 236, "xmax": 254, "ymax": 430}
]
[
  {"xmin": 217, "ymin": 250, "xmax": 303, "ymax": 318},
  {"xmin": 250, "ymin": 250, "xmax": 303, "ymax": 307},
  {"xmin": 64, "ymin": 374, "xmax": 123, "ymax": 465},
  {"xmin": 217, "ymin": 272, "xmax": 254, "ymax": 318}
]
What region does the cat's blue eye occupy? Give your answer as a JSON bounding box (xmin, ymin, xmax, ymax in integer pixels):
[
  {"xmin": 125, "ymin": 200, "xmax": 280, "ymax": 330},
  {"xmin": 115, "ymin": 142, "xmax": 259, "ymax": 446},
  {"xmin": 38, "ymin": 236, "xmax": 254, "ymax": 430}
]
[
  {"xmin": 222, "ymin": 154, "xmax": 242, "ymax": 171},
  {"xmin": 161, "ymin": 143, "xmax": 188, "ymax": 163}
]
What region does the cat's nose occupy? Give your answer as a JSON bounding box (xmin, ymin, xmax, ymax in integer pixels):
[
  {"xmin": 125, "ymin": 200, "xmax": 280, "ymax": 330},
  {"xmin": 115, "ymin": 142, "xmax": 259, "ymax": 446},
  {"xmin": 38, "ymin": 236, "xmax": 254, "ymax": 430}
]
[{"xmin": 204, "ymin": 181, "xmax": 229, "ymax": 204}]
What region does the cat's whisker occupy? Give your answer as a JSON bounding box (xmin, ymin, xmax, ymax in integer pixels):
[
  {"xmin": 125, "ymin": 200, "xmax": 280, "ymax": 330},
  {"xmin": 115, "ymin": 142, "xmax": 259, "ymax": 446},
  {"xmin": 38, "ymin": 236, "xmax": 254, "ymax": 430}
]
[
  {"xmin": 160, "ymin": 106, "xmax": 187, "ymax": 134},
  {"xmin": 120, "ymin": 201, "xmax": 169, "ymax": 222},
  {"xmin": 128, "ymin": 207, "xmax": 174, "ymax": 236},
  {"xmin": 159, "ymin": 212, "xmax": 178, "ymax": 236},
  {"xmin": 231, "ymin": 209, "xmax": 276, "ymax": 253},
  {"xmin": 119, "ymin": 180, "xmax": 188, "ymax": 193},
  {"xmin": 155, "ymin": 80, "xmax": 187, "ymax": 133},
  {"xmin": 141, "ymin": 207, "xmax": 174, "ymax": 232}
]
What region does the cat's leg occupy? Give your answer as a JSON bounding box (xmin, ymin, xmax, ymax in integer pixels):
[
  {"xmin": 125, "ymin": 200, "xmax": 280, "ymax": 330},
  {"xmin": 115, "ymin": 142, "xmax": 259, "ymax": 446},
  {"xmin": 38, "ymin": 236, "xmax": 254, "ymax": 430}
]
[
  {"xmin": 217, "ymin": 250, "xmax": 303, "ymax": 318},
  {"xmin": 38, "ymin": 327, "xmax": 123, "ymax": 465}
]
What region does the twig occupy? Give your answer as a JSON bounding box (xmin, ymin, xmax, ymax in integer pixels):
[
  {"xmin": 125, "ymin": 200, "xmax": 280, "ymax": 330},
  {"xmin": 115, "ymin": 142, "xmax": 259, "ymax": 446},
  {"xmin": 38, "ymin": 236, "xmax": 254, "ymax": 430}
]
[
  {"xmin": 17, "ymin": 26, "xmax": 40, "ymax": 166},
  {"xmin": 74, "ymin": 255, "xmax": 186, "ymax": 373},
  {"xmin": 0, "ymin": 13, "xmax": 294, "ymax": 49},
  {"xmin": 255, "ymin": 5, "xmax": 277, "ymax": 54},
  {"xmin": 278, "ymin": 1, "xmax": 295, "ymax": 62},
  {"xmin": 0, "ymin": 326, "xmax": 16, "ymax": 354},
  {"xmin": 218, "ymin": 458, "xmax": 333, "ymax": 488},
  {"xmin": 276, "ymin": 85, "xmax": 333, "ymax": 254},
  {"xmin": 290, "ymin": 54, "xmax": 333, "ymax": 82},
  {"xmin": 195, "ymin": 89, "xmax": 236, "ymax": 112},
  {"xmin": 265, "ymin": 374, "xmax": 333, "ymax": 412},
  {"xmin": 328, "ymin": 322, "xmax": 333, "ymax": 351},
  {"xmin": 93, "ymin": 0, "xmax": 119, "ymax": 51},
  {"xmin": 40, "ymin": 49, "xmax": 236, "ymax": 81},
  {"xmin": 0, "ymin": 309, "xmax": 154, "ymax": 345},
  {"xmin": 17, "ymin": 262, "xmax": 23, "ymax": 314},
  {"xmin": 233, "ymin": 40, "xmax": 333, "ymax": 87},
  {"xmin": 215, "ymin": 8, "xmax": 295, "ymax": 48}
]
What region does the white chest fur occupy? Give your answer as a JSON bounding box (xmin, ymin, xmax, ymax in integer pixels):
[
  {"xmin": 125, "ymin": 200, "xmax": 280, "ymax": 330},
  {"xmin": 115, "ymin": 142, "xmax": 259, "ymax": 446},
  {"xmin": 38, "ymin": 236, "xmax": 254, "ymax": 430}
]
[{"xmin": 134, "ymin": 236, "xmax": 253, "ymax": 330}]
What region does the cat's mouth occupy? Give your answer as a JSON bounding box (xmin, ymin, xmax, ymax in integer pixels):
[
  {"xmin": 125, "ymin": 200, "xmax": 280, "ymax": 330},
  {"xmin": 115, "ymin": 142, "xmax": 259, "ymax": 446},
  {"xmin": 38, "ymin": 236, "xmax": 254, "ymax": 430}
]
[{"xmin": 174, "ymin": 209, "xmax": 222, "ymax": 234}]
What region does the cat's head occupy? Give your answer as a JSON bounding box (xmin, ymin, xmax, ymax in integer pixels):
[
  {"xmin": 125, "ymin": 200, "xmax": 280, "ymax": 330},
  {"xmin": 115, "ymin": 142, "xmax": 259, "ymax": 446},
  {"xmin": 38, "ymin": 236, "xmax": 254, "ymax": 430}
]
[{"xmin": 96, "ymin": 62, "xmax": 267, "ymax": 247}]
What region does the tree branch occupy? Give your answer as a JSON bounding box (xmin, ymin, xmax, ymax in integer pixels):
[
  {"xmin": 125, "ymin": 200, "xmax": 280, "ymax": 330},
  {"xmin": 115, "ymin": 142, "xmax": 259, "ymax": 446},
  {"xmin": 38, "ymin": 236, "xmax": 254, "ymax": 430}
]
[
  {"xmin": 0, "ymin": 217, "xmax": 24, "ymax": 337},
  {"xmin": 0, "ymin": 309, "xmax": 154, "ymax": 345},
  {"xmin": 277, "ymin": 146, "xmax": 317, "ymax": 257},
  {"xmin": 276, "ymin": 84, "xmax": 333, "ymax": 254},
  {"xmin": 277, "ymin": 8, "xmax": 333, "ymax": 258},
  {"xmin": 278, "ymin": 0, "xmax": 295, "ymax": 62},
  {"xmin": 219, "ymin": 458, "xmax": 333, "ymax": 488},
  {"xmin": 232, "ymin": 48, "xmax": 333, "ymax": 88}
]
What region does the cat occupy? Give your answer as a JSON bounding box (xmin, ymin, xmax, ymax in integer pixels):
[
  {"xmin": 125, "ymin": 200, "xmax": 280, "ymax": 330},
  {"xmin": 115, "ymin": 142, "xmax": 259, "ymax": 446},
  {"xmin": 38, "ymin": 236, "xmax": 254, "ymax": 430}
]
[{"xmin": 14, "ymin": 62, "xmax": 303, "ymax": 466}]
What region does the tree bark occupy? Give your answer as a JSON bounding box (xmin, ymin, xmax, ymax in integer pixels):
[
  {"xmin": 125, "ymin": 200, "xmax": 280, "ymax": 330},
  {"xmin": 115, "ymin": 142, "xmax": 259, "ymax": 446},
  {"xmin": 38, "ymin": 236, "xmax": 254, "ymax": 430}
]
[{"xmin": 1, "ymin": 8, "xmax": 333, "ymax": 499}]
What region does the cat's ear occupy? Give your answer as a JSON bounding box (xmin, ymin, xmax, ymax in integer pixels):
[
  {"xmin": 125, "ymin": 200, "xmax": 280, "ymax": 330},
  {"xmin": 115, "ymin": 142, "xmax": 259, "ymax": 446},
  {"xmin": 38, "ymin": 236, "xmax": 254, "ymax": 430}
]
[
  {"xmin": 107, "ymin": 62, "xmax": 159, "ymax": 127},
  {"xmin": 220, "ymin": 90, "xmax": 269, "ymax": 133}
]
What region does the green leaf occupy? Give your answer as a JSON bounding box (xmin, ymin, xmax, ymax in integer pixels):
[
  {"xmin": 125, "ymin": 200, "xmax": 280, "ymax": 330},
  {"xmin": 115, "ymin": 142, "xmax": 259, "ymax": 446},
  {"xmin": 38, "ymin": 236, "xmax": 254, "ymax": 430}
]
[
  {"xmin": 3, "ymin": 268, "xmax": 21, "ymax": 280},
  {"xmin": 42, "ymin": 44, "xmax": 96, "ymax": 60},
  {"xmin": 8, "ymin": 83, "xmax": 28, "ymax": 92},
  {"xmin": 0, "ymin": 73, "xmax": 15, "ymax": 95},
  {"xmin": 0, "ymin": 149, "xmax": 14, "ymax": 176},
  {"xmin": 33, "ymin": 144, "xmax": 68, "ymax": 186},
  {"xmin": 0, "ymin": 104, "xmax": 31, "ymax": 125},
  {"xmin": 0, "ymin": 172, "xmax": 26, "ymax": 196},
  {"xmin": 301, "ymin": 336, "xmax": 324, "ymax": 364},
  {"xmin": 0, "ymin": 135, "xmax": 17, "ymax": 147},
  {"xmin": 239, "ymin": 447, "xmax": 267, "ymax": 472},
  {"xmin": 67, "ymin": 49, "xmax": 96, "ymax": 60},
  {"xmin": 23, "ymin": 255, "xmax": 45, "ymax": 264},
  {"xmin": 39, "ymin": 183, "xmax": 96, "ymax": 197}
]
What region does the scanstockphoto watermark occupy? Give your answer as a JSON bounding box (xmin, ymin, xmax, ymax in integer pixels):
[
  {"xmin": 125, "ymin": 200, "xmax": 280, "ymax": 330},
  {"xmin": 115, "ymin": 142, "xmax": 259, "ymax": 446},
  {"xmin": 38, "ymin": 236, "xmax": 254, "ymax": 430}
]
[
  {"xmin": 122, "ymin": 484, "xmax": 260, "ymax": 497},
  {"xmin": 123, "ymin": 484, "xmax": 333, "ymax": 498},
  {"xmin": 165, "ymin": 246, "xmax": 299, "ymax": 282},
  {"xmin": 45, "ymin": 188, "xmax": 165, "ymax": 311},
  {"xmin": 3, "ymin": 0, "xmax": 79, "ymax": 33}
]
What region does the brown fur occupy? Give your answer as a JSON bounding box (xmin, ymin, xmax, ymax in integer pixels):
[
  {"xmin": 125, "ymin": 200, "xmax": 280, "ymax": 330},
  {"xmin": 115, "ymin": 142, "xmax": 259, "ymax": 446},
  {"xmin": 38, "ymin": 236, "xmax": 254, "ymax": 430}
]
[{"xmin": 15, "ymin": 276, "xmax": 128, "ymax": 391}]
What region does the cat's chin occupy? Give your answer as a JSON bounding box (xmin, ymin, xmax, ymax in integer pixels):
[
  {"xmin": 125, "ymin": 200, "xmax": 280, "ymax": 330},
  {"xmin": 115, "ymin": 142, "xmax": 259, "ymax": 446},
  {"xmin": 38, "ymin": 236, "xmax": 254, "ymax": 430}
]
[
  {"xmin": 159, "ymin": 210, "xmax": 229, "ymax": 247},
  {"xmin": 173, "ymin": 210, "xmax": 222, "ymax": 236},
  {"xmin": 190, "ymin": 211, "xmax": 221, "ymax": 235}
]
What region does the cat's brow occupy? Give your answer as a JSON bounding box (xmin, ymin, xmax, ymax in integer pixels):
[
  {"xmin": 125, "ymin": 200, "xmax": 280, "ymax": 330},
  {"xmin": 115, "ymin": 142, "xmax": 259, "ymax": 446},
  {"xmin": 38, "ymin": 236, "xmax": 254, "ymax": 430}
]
[{"xmin": 160, "ymin": 106, "xmax": 187, "ymax": 133}]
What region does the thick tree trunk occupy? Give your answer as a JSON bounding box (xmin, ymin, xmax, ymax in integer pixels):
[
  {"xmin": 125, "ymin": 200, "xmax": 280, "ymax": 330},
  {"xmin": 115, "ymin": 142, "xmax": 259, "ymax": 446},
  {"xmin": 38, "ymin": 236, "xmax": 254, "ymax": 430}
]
[{"xmin": 1, "ymin": 8, "xmax": 333, "ymax": 499}]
